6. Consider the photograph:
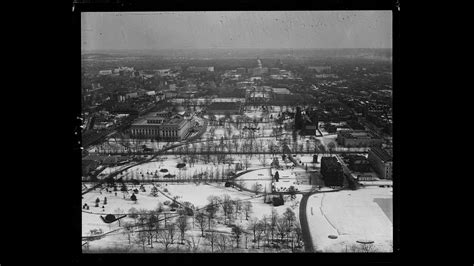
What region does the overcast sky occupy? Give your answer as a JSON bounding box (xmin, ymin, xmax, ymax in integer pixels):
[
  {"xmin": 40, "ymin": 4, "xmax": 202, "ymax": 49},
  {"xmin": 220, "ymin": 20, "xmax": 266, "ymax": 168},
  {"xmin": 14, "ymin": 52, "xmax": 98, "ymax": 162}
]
[{"xmin": 82, "ymin": 11, "xmax": 392, "ymax": 51}]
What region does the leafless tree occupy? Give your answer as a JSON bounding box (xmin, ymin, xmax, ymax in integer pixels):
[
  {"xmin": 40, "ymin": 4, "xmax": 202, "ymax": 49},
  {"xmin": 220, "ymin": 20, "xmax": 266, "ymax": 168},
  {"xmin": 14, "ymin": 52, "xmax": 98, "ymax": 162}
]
[
  {"xmin": 283, "ymin": 208, "xmax": 296, "ymax": 229},
  {"xmin": 157, "ymin": 224, "xmax": 176, "ymax": 252},
  {"xmin": 216, "ymin": 234, "xmax": 230, "ymax": 253},
  {"xmin": 347, "ymin": 243, "xmax": 378, "ymax": 253},
  {"xmin": 195, "ymin": 211, "xmax": 208, "ymax": 237},
  {"xmin": 122, "ymin": 221, "xmax": 134, "ymax": 245},
  {"xmin": 186, "ymin": 234, "xmax": 201, "ymax": 253},
  {"xmin": 269, "ymin": 208, "xmax": 279, "ymax": 242},
  {"xmin": 293, "ymin": 222, "xmax": 303, "ymax": 249},
  {"xmin": 205, "ymin": 204, "xmax": 218, "ymax": 230},
  {"xmin": 242, "ymin": 201, "xmax": 253, "ymax": 220},
  {"xmin": 233, "ymin": 200, "xmax": 243, "ymax": 221},
  {"xmin": 221, "ymin": 194, "xmax": 234, "ymax": 224},
  {"xmin": 276, "ymin": 217, "xmax": 288, "ymax": 246},
  {"xmin": 205, "ymin": 230, "xmax": 218, "ymax": 252},
  {"xmin": 255, "ymin": 220, "xmax": 266, "ymax": 249},
  {"xmin": 135, "ymin": 230, "xmax": 148, "ymax": 252},
  {"xmin": 231, "ymin": 225, "xmax": 243, "ymax": 249},
  {"xmin": 243, "ymin": 157, "xmax": 250, "ymax": 170},
  {"xmin": 248, "ymin": 217, "xmax": 259, "ymax": 246},
  {"xmin": 177, "ymin": 215, "xmax": 188, "ymax": 244}
]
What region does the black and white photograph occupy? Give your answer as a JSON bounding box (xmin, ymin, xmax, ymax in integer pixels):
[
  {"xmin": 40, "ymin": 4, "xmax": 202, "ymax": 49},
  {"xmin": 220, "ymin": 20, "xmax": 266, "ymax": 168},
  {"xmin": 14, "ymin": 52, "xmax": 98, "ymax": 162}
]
[{"xmin": 79, "ymin": 9, "xmax": 396, "ymax": 255}]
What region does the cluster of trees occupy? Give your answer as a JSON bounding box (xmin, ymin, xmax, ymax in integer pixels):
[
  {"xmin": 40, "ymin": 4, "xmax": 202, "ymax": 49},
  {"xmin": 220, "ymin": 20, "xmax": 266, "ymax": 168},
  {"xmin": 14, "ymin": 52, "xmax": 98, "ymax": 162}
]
[
  {"xmin": 123, "ymin": 201, "xmax": 196, "ymax": 252},
  {"xmin": 244, "ymin": 208, "xmax": 303, "ymax": 251}
]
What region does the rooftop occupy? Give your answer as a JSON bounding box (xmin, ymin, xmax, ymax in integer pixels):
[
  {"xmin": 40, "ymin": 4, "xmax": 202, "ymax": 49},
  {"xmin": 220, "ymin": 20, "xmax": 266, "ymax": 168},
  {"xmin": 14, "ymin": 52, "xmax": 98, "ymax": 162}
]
[
  {"xmin": 208, "ymin": 102, "xmax": 241, "ymax": 111},
  {"xmin": 273, "ymin": 88, "xmax": 291, "ymax": 94},
  {"xmin": 338, "ymin": 130, "xmax": 376, "ymax": 139},
  {"xmin": 321, "ymin": 156, "xmax": 342, "ymax": 168},
  {"xmin": 370, "ymin": 147, "xmax": 393, "ymax": 162}
]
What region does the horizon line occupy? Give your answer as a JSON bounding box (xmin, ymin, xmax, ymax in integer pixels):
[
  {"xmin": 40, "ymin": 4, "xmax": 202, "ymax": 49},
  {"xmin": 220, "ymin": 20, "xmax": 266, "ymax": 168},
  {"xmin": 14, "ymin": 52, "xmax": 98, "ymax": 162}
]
[{"xmin": 83, "ymin": 47, "xmax": 392, "ymax": 52}]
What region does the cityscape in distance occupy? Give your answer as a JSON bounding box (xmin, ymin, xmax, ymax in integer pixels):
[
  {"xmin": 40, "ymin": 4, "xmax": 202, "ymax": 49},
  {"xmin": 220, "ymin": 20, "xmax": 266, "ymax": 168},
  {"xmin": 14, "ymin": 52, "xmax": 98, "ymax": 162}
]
[{"xmin": 81, "ymin": 11, "xmax": 394, "ymax": 253}]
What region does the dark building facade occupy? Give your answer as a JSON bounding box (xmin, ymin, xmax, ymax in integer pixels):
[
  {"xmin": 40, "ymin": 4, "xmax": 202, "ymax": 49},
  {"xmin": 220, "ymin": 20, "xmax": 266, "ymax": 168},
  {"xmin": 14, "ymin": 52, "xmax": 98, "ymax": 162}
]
[
  {"xmin": 347, "ymin": 155, "xmax": 372, "ymax": 172},
  {"xmin": 320, "ymin": 157, "xmax": 344, "ymax": 187}
]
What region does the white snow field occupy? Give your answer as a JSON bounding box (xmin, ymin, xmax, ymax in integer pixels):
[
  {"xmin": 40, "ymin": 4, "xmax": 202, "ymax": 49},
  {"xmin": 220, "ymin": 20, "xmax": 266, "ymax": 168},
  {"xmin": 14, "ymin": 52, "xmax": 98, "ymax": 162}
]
[{"xmin": 306, "ymin": 186, "xmax": 393, "ymax": 252}]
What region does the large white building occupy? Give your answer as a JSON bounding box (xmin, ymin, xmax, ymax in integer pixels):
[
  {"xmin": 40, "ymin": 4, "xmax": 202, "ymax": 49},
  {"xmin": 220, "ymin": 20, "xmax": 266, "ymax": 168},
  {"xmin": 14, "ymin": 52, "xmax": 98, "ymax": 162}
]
[{"xmin": 130, "ymin": 113, "xmax": 191, "ymax": 141}]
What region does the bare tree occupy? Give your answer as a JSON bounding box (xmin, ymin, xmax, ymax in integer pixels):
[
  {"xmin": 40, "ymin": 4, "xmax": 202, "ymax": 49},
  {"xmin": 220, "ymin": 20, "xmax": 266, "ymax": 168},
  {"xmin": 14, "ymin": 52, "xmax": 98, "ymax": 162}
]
[
  {"xmin": 186, "ymin": 234, "xmax": 201, "ymax": 253},
  {"xmin": 216, "ymin": 234, "xmax": 230, "ymax": 253},
  {"xmin": 269, "ymin": 208, "xmax": 279, "ymax": 242},
  {"xmin": 243, "ymin": 157, "xmax": 250, "ymax": 170},
  {"xmin": 248, "ymin": 217, "xmax": 259, "ymax": 246},
  {"xmin": 231, "ymin": 225, "xmax": 243, "ymax": 249},
  {"xmin": 135, "ymin": 230, "xmax": 148, "ymax": 252},
  {"xmin": 233, "ymin": 200, "xmax": 243, "ymax": 221},
  {"xmin": 276, "ymin": 217, "xmax": 288, "ymax": 246},
  {"xmin": 242, "ymin": 201, "xmax": 253, "ymax": 221},
  {"xmin": 177, "ymin": 215, "xmax": 188, "ymax": 244},
  {"xmin": 123, "ymin": 221, "xmax": 134, "ymax": 245},
  {"xmin": 221, "ymin": 194, "xmax": 234, "ymax": 225},
  {"xmin": 205, "ymin": 230, "xmax": 218, "ymax": 252},
  {"xmin": 157, "ymin": 224, "xmax": 176, "ymax": 252},
  {"xmin": 347, "ymin": 243, "xmax": 378, "ymax": 253},
  {"xmin": 293, "ymin": 222, "xmax": 303, "ymax": 249},
  {"xmin": 283, "ymin": 208, "xmax": 296, "ymax": 228},
  {"xmin": 195, "ymin": 211, "xmax": 208, "ymax": 237},
  {"xmin": 206, "ymin": 196, "xmax": 221, "ymax": 230},
  {"xmin": 255, "ymin": 220, "xmax": 266, "ymax": 249}
]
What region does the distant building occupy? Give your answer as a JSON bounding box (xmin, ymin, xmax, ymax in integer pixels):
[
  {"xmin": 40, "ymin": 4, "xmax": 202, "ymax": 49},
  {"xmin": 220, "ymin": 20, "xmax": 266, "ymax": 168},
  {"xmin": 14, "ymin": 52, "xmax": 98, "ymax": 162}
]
[
  {"xmin": 347, "ymin": 155, "xmax": 371, "ymax": 172},
  {"xmin": 155, "ymin": 69, "xmax": 172, "ymax": 77},
  {"xmin": 130, "ymin": 114, "xmax": 191, "ymax": 141},
  {"xmin": 251, "ymin": 67, "xmax": 268, "ymax": 76},
  {"xmin": 164, "ymin": 91, "xmax": 178, "ymax": 99},
  {"xmin": 207, "ymin": 102, "xmax": 241, "ymax": 115},
  {"xmin": 308, "ymin": 66, "xmax": 331, "ymax": 72},
  {"xmin": 188, "ymin": 66, "xmax": 214, "ymax": 73},
  {"xmin": 320, "ymin": 157, "xmax": 344, "ymax": 186},
  {"xmin": 99, "ymin": 70, "xmax": 112, "ymax": 75},
  {"xmin": 337, "ymin": 130, "xmax": 383, "ymax": 147},
  {"xmin": 236, "ymin": 67, "xmax": 247, "ymax": 74},
  {"xmin": 269, "ymin": 68, "xmax": 281, "ymax": 74},
  {"xmin": 93, "ymin": 121, "xmax": 113, "ymax": 130},
  {"xmin": 272, "ymin": 88, "xmax": 291, "ymax": 95},
  {"xmin": 125, "ymin": 92, "xmax": 138, "ymax": 99},
  {"xmin": 368, "ymin": 147, "xmax": 393, "ymax": 179}
]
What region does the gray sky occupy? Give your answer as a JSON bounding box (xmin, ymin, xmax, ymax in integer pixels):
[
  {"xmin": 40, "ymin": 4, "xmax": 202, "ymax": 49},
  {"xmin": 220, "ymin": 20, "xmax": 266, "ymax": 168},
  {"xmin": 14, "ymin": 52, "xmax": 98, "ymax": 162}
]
[{"xmin": 82, "ymin": 11, "xmax": 392, "ymax": 51}]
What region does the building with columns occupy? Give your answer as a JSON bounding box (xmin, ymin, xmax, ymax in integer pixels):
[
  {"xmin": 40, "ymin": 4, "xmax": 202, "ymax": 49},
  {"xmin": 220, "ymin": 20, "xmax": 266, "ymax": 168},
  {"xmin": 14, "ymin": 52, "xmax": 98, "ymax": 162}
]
[{"xmin": 130, "ymin": 113, "xmax": 191, "ymax": 141}]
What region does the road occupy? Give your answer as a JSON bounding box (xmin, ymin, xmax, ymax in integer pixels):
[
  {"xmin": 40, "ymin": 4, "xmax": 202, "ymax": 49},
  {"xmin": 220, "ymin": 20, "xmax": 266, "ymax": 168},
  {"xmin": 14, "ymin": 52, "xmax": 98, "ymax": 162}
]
[{"xmin": 298, "ymin": 186, "xmax": 347, "ymax": 252}]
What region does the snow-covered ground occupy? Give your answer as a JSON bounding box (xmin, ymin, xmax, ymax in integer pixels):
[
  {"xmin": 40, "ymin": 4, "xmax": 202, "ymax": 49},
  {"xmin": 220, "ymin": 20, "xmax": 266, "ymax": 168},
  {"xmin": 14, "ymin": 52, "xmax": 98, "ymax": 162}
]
[
  {"xmin": 82, "ymin": 182, "xmax": 304, "ymax": 252},
  {"xmin": 305, "ymin": 186, "xmax": 393, "ymax": 252}
]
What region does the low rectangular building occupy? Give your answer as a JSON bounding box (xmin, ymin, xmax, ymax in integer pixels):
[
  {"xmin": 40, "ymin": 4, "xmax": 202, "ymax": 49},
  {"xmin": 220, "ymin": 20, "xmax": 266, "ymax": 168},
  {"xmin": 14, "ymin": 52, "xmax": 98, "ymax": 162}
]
[
  {"xmin": 337, "ymin": 130, "xmax": 383, "ymax": 147},
  {"xmin": 368, "ymin": 147, "xmax": 393, "ymax": 179},
  {"xmin": 207, "ymin": 102, "xmax": 241, "ymax": 115},
  {"xmin": 272, "ymin": 88, "xmax": 291, "ymax": 95}
]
